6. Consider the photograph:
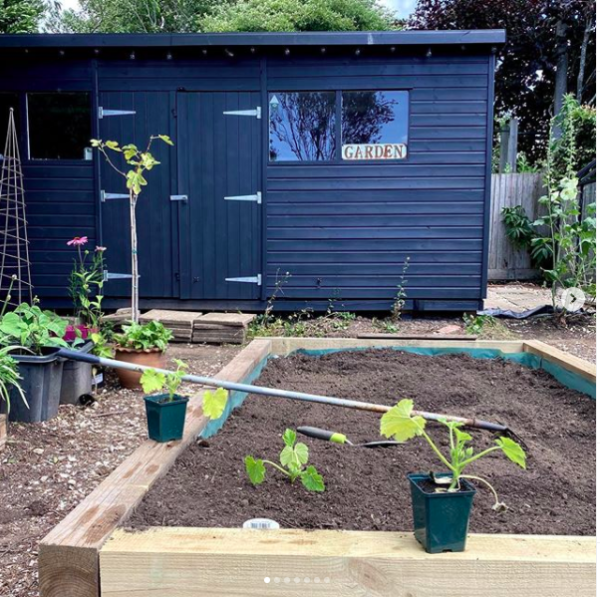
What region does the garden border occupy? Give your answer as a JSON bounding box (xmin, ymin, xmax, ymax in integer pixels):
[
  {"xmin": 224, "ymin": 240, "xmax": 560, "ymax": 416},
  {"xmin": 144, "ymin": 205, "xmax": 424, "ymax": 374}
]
[{"xmin": 38, "ymin": 338, "xmax": 596, "ymax": 597}]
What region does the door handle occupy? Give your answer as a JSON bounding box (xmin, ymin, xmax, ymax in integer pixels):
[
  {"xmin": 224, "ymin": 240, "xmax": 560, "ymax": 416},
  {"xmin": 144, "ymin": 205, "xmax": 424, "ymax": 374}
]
[{"xmin": 170, "ymin": 194, "xmax": 188, "ymax": 202}]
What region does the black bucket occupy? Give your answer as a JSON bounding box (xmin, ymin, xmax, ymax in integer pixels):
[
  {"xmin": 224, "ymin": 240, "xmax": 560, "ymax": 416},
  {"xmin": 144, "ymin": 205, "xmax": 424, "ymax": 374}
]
[{"xmin": 7, "ymin": 348, "xmax": 64, "ymax": 423}]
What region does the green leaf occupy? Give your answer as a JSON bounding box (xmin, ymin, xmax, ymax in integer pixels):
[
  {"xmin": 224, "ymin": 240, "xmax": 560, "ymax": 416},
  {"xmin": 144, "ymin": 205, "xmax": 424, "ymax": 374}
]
[
  {"xmin": 140, "ymin": 369, "xmax": 165, "ymax": 395},
  {"xmin": 380, "ymin": 399, "xmax": 426, "ymax": 442},
  {"xmin": 245, "ymin": 456, "xmax": 266, "ymax": 486},
  {"xmin": 280, "ymin": 445, "xmax": 295, "ymax": 468},
  {"xmin": 158, "ymin": 134, "xmax": 174, "ymax": 146},
  {"xmin": 300, "ymin": 466, "xmax": 325, "ymax": 492},
  {"xmin": 295, "ymin": 442, "xmax": 309, "ymax": 465},
  {"xmin": 105, "ymin": 140, "xmax": 121, "ymax": 152},
  {"xmin": 202, "ymin": 387, "xmax": 228, "ymax": 420},
  {"xmin": 282, "ymin": 428, "xmax": 296, "ymax": 447},
  {"xmin": 496, "ymin": 436, "xmax": 527, "ymax": 469},
  {"xmin": 454, "ymin": 428, "xmax": 472, "ymax": 443}
]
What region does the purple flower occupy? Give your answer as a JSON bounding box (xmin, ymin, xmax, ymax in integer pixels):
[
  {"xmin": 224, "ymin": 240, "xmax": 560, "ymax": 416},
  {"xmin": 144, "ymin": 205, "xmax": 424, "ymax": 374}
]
[{"xmin": 95, "ymin": 246, "xmax": 107, "ymax": 253}]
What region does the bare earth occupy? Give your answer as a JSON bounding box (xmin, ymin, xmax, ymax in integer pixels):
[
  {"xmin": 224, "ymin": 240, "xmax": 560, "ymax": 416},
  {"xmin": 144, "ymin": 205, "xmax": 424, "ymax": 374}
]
[{"xmin": 0, "ymin": 309, "xmax": 595, "ymax": 597}]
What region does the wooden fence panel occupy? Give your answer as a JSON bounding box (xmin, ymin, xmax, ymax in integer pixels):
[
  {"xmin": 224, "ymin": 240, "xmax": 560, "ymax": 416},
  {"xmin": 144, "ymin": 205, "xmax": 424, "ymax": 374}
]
[
  {"xmin": 488, "ymin": 173, "xmax": 545, "ymax": 280},
  {"xmin": 581, "ymin": 182, "xmax": 596, "ymax": 215}
]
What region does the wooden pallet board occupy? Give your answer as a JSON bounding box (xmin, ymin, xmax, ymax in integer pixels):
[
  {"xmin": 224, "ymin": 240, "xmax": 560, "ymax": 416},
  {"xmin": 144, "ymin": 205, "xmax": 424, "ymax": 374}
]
[
  {"xmin": 38, "ymin": 339, "xmax": 272, "ymax": 597},
  {"xmin": 195, "ymin": 312, "xmax": 256, "ymax": 328},
  {"xmin": 0, "ymin": 414, "xmax": 6, "ymax": 452},
  {"xmin": 140, "ymin": 309, "xmax": 203, "ymax": 327},
  {"xmin": 100, "ymin": 527, "xmax": 596, "ymax": 597}
]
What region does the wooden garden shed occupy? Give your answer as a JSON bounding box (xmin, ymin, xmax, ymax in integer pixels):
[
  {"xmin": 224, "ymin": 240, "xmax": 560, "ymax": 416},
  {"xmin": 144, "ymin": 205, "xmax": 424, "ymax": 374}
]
[{"xmin": 0, "ymin": 30, "xmax": 504, "ymax": 313}]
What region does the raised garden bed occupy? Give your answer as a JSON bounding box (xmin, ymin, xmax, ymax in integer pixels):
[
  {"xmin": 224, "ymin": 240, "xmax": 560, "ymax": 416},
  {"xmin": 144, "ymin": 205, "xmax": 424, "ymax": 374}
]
[{"xmin": 39, "ymin": 338, "xmax": 596, "ymax": 597}]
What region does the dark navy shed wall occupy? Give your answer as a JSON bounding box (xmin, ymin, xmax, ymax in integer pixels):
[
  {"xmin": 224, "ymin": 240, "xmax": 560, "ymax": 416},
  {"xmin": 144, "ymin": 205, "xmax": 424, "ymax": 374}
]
[
  {"xmin": 265, "ymin": 54, "xmax": 491, "ymax": 305},
  {"xmin": 0, "ymin": 32, "xmax": 502, "ymax": 312}
]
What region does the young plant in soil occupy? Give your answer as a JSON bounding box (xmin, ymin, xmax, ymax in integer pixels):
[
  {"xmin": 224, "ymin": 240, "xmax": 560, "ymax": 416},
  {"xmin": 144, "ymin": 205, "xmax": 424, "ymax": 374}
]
[
  {"xmin": 381, "ymin": 399, "xmax": 526, "ymax": 509},
  {"xmin": 245, "ymin": 429, "xmax": 325, "ymax": 493},
  {"xmin": 140, "ymin": 359, "xmax": 189, "ymax": 402}
]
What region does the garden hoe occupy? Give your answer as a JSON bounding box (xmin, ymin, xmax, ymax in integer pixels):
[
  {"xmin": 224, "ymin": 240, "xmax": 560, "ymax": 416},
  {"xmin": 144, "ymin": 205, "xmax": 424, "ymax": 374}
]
[
  {"xmin": 57, "ymin": 348, "xmax": 516, "ymax": 437},
  {"xmin": 297, "ymin": 426, "xmax": 402, "ymax": 448}
]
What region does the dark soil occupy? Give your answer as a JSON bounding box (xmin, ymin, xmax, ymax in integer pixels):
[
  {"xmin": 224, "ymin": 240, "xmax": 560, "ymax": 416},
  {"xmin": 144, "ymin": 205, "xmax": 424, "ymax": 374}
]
[{"xmin": 130, "ymin": 349, "xmax": 596, "ymax": 536}]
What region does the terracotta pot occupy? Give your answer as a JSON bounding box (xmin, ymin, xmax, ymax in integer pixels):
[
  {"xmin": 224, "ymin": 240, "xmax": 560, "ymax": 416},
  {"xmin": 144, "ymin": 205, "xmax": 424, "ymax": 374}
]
[{"xmin": 114, "ymin": 348, "xmax": 167, "ymax": 390}]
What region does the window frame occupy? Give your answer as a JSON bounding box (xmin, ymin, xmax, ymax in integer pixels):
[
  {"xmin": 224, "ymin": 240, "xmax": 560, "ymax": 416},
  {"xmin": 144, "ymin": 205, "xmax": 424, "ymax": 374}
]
[
  {"xmin": 267, "ymin": 88, "xmax": 411, "ymax": 166},
  {"xmin": 26, "ymin": 91, "xmax": 94, "ymax": 162}
]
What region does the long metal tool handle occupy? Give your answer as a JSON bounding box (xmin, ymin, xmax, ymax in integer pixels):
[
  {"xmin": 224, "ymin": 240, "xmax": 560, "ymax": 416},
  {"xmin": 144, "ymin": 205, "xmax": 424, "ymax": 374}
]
[{"xmin": 57, "ymin": 349, "xmax": 509, "ymax": 434}]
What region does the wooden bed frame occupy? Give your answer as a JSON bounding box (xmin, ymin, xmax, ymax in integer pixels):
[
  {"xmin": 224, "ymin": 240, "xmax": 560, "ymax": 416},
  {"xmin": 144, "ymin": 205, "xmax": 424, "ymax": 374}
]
[{"xmin": 38, "ymin": 338, "xmax": 596, "ymax": 597}]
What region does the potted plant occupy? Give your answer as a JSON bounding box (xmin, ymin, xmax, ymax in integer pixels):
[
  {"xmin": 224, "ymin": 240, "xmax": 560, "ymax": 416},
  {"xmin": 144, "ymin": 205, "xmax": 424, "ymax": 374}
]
[
  {"xmin": 140, "ymin": 360, "xmax": 189, "ymax": 442},
  {"xmin": 113, "ymin": 320, "xmax": 172, "ymax": 389},
  {"xmin": 380, "ymin": 399, "xmax": 527, "ymax": 554},
  {"xmin": 0, "ymin": 302, "xmax": 69, "ymax": 422},
  {"xmin": 61, "ymin": 239, "xmax": 107, "ymax": 404}
]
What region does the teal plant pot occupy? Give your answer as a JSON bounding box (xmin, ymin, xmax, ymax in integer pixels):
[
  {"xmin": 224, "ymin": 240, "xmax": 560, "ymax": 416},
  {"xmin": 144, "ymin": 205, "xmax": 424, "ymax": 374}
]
[
  {"xmin": 407, "ymin": 473, "xmax": 476, "ymax": 554},
  {"xmin": 144, "ymin": 394, "xmax": 189, "ymax": 442}
]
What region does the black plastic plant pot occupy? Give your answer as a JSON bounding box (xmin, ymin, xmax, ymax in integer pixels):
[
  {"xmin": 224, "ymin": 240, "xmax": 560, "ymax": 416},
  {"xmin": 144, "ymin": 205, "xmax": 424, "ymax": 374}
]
[
  {"xmin": 7, "ymin": 348, "xmax": 64, "ymax": 423},
  {"xmin": 407, "ymin": 473, "xmax": 476, "ymax": 554},
  {"xmin": 144, "ymin": 394, "xmax": 189, "ymax": 443},
  {"xmin": 60, "ymin": 340, "xmax": 94, "ymax": 405}
]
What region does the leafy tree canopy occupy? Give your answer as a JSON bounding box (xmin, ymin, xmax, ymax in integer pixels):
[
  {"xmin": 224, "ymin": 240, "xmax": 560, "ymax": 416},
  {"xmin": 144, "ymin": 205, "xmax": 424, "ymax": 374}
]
[
  {"xmin": 410, "ymin": 0, "xmax": 596, "ymax": 163},
  {"xmin": 0, "ymin": 0, "xmax": 46, "ymax": 33},
  {"xmin": 199, "ymin": 0, "xmax": 396, "ymax": 32},
  {"xmin": 52, "ymin": 0, "xmax": 220, "ymax": 33}
]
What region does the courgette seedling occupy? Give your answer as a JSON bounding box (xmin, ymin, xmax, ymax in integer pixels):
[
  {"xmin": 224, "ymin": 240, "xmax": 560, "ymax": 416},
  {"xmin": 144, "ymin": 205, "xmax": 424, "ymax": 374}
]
[
  {"xmin": 245, "ymin": 429, "xmax": 325, "ymax": 493},
  {"xmin": 381, "ymin": 399, "xmax": 526, "ymax": 510},
  {"xmin": 140, "ymin": 359, "xmax": 188, "ymax": 401}
]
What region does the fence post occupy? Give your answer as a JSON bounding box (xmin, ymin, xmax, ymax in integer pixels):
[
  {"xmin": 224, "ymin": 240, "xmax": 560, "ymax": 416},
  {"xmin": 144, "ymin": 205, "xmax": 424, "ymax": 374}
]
[{"xmin": 499, "ymin": 118, "xmax": 519, "ymax": 173}]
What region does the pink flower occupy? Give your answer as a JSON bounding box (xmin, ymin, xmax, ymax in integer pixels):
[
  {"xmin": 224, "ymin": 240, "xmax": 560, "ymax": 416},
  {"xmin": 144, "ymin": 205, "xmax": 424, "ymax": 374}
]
[
  {"xmin": 67, "ymin": 236, "xmax": 88, "ymax": 247},
  {"xmin": 95, "ymin": 246, "xmax": 107, "ymax": 253}
]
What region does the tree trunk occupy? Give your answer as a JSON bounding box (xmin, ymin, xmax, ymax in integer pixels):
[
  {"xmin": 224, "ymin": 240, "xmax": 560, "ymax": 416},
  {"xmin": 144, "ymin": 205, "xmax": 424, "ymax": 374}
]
[
  {"xmin": 552, "ymin": 19, "xmax": 569, "ymax": 138},
  {"xmin": 130, "ymin": 191, "xmax": 139, "ymax": 323},
  {"xmin": 577, "ymin": 16, "xmax": 592, "ymax": 102}
]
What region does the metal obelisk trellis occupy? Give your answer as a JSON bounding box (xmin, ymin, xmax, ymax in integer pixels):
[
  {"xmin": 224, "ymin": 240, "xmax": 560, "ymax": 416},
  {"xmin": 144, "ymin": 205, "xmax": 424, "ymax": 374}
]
[{"xmin": 0, "ymin": 108, "xmax": 33, "ymax": 305}]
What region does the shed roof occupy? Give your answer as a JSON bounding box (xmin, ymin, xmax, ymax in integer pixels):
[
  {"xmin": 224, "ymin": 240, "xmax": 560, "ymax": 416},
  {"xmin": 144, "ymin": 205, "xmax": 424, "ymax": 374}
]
[{"xmin": 0, "ymin": 30, "xmax": 505, "ymax": 50}]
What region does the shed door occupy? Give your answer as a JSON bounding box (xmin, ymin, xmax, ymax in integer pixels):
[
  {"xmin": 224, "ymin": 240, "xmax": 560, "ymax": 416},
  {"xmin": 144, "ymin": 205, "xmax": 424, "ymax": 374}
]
[{"xmin": 177, "ymin": 92, "xmax": 262, "ymax": 300}]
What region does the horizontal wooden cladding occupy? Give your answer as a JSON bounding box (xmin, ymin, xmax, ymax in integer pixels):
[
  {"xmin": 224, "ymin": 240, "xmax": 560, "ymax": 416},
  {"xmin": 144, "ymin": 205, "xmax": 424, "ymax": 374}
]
[
  {"xmin": 412, "ymin": 113, "xmax": 487, "ymax": 126},
  {"xmin": 411, "ymin": 100, "xmax": 487, "ymax": 114},
  {"xmin": 267, "ymin": 177, "xmax": 485, "ymax": 191},
  {"xmin": 267, "ymin": 164, "xmax": 485, "ymax": 179},
  {"xmin": 267, "ymin": 275, "xmax": 480, "ymax": 288},
  {"xmin": 411, "ymin": 139, "xmax": 486, "ymax": 152},
  {"xmin": 24, "ymin": 193, "xmax": 95, "ymax": 208},
  {"xmin": 268, "ymin": 189, "xmax": 484, "ymax": 203},
  {"xmin": 269, "ymin": 75, "xmax": 488, "ymax": 90},
  {"xmin": 99, "ymin": 79, "xmax": 261, "ymax": 92},
  {"xmin": 268, "ymin": 201, "xmax": 484, "ymax": 216},
  {"xmin": 269, "ymin": 238, "xmax": 482, "ymax": 251},
  {"xmin": 98, "ymin": 60, "xmax": 261, "ymax": 78},
  {"xmin": 267, "ymin": 251, "xmax": 482, "ymax": 264},
  {"xmin": 267, "ymin": 287, "xmax": 482, "ymax": 299},
  {"xmin": 268, "ymin": 214, "xmax": 483, "ymax": 227},
  {"xmin": 267, "ymin": 61, "xmax": 489, "ymax": 78},
  {"xmin": 23, "ymin": 163, "xmax": 94, "ymax": 178},
  {"xmin": 268, "ymin": 226, "xmax": 483, "ymax": 240},
  {"xmin": 28, "ymin": 214, "xmax": 95, "ymax": 227},
  {"xmin": 268, "ymin": 263, "xmax": 482, "ymax": 276}
]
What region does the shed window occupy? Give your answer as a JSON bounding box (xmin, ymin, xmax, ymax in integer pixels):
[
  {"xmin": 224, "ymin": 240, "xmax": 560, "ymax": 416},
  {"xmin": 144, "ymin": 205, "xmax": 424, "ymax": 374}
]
[
  {"xmin": 27, "ymin": 93, "xmax": 92, "ymax": 160},
  {"xmin": 342, "ymin": 91, "xmax": 408, "ymax": 160},
  {"xmin": 269, "ymin": 92, "xmax": 336, "ymax": 162},
  {"xmin": 0, "ymin": 93, "xmax": 20, "ymax": 159}
]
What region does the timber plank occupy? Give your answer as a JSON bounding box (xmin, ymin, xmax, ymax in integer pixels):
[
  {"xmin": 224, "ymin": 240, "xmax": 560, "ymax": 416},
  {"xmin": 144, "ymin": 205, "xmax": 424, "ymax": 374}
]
[
  {"xmin": 357, "ymin": 333, "xmax": 477, "ymax": 341},
  {"xmin": 38, "ymin": 339, "xmax": 271, "ymax": 597},
  {"xmin": 0, "ymin": 414, "xmax": 6, "ymax": 451},
  {"xmin": 523, "ymin": 340, "xmax": 596, "ymax": 383},
  {"xmin": 267, "ymin": 337, "xmax": 525, "ymax": 356},
  {"xmin": 100, "ymin": 527, "xmax": 596, "ymax": 597}
]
